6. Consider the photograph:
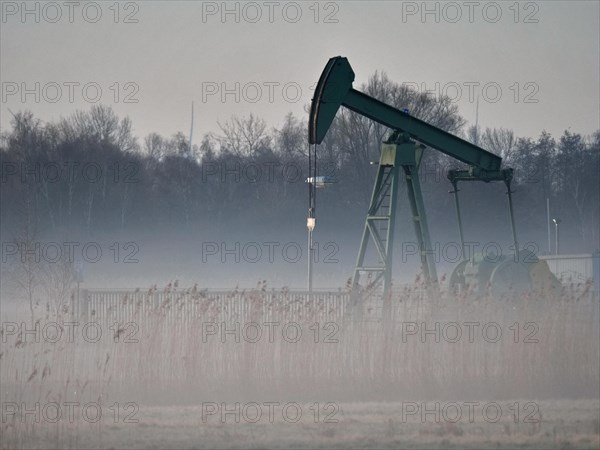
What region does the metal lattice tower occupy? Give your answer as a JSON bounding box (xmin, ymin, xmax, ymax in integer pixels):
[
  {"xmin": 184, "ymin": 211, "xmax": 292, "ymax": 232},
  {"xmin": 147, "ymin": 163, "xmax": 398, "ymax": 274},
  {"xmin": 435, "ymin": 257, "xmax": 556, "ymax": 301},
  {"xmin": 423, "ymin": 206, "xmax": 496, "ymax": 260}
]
[{"xmin": 352, "ymin": 132, "xmax": 438, "ymax": 299}]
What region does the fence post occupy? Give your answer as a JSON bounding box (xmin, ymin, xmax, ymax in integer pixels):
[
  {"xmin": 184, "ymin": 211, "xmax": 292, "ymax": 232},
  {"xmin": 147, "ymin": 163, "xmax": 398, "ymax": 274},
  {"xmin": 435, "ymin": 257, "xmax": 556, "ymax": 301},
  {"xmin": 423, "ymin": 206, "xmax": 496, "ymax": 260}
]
[{"xmin": 80, "ymin": 289, "xmax": 88, "ymax": 319}]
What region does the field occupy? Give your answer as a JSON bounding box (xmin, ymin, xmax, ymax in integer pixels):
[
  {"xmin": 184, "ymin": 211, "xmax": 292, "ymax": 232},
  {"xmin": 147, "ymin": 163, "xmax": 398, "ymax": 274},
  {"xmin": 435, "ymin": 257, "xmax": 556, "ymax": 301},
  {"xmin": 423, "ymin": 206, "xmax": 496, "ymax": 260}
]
[
  {"xmin": 1, "ymin": 284, "xmax": 599, "ymax": 449},
  {"xmin": 3, "ymin": 399, "xmax": 599, "ymax": 449}
]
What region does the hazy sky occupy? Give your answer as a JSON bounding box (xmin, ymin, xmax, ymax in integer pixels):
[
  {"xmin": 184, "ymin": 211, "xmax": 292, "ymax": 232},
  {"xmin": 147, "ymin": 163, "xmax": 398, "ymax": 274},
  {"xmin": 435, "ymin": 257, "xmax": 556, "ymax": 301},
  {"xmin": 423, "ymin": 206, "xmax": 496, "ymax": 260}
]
[{"xmin": 2, "ymin": 1, "xmax": 599, "ymax": 145}]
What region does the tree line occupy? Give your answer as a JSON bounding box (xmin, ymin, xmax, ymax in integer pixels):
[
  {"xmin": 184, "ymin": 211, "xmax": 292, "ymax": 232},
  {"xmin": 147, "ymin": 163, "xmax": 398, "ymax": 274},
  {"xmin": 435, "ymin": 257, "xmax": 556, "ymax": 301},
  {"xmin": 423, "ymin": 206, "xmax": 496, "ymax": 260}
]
[{"xmin": 1, "ymin": 71, "xmax": 598, "ymax": 254}]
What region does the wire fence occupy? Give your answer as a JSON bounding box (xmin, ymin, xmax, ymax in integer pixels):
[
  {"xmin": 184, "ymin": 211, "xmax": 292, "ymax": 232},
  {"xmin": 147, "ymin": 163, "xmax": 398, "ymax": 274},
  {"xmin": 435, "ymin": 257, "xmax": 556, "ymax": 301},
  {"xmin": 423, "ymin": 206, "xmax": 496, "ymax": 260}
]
[{"xmin": 79, "ymin": 288, "xmax": 355, "ymax": 328}]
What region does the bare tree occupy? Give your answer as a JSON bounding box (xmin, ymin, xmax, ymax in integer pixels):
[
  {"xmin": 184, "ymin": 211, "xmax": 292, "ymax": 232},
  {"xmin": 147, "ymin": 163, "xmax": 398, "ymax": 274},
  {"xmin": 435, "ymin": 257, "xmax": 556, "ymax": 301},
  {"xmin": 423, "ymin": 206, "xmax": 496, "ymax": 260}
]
[
  {"xmin": 7, "ymin": 208, "xmax": 41, "ymax": 325},
  {"xmin": 59, "ymin": 105, "xmax": 138, "ymax": 152},
  {"xmin": 275, "ymin": 112, "xmax": 306, "ymax": 159},
  {"xmin": 144, "ymin": 133, "xmax": 166, "ymax": 160},
  {"xmin": 217, "ymin": 114, "xmax": 271, "ymax": 157},
  {"xmin": 467, "ymin": 126, "xmax": 516, "ymax": 161},
  {"xmin": 38, "ymin": 255, "xmax": 76, "ymax": 319}
]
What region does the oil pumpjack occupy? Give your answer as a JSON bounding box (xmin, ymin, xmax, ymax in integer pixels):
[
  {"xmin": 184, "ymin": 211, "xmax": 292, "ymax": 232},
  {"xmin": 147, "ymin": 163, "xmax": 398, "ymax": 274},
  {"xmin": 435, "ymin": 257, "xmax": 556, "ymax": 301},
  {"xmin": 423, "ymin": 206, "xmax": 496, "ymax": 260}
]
[{"xmin": 307, "ymin": 56, "xmax": 559, "ymax": 301}]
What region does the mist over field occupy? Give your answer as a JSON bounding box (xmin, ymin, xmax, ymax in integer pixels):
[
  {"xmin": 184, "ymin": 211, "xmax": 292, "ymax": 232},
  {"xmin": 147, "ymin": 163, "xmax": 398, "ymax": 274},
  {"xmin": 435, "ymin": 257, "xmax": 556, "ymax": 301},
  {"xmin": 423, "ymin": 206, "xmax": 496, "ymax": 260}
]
[{"xmin": 1, "ymin": 1, "xmax": 599, "ymax": 449}]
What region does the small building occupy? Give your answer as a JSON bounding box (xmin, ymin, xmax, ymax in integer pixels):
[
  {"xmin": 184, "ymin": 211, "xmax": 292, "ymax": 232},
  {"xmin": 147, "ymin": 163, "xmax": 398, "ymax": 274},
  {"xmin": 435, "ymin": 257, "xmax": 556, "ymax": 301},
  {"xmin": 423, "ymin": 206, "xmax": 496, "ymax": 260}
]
[{"xmin": 539, "ymin": 253, "xmax": 600, "ymax": 292}]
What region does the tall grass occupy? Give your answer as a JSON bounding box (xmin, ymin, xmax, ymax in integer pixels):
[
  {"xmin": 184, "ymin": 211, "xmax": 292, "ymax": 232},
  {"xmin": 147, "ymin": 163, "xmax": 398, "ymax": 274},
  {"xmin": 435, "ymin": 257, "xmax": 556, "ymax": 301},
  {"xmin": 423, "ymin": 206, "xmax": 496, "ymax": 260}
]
[{"xmin": 1, "ymin": 282, "xmax": 598, "ymax": 448}]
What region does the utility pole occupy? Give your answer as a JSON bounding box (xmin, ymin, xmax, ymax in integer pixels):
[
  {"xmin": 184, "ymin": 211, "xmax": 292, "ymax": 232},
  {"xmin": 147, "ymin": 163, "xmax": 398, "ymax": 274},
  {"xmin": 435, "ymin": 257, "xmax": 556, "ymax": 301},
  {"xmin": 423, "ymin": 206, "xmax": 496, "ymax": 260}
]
[
  {"xmin": 547, "ymin": 198, "xmax": 551, "ymax": 254},
  {"xmin": 553, "ymin": 218, "xmax": 561, "ymax": 255},
  {"xmin": 189, "ymin": 101, "xmax": 194, "ymax": 151},
  {"xmin": 307, "ymin": 216, "xmax": 315, "ymax": 293}
]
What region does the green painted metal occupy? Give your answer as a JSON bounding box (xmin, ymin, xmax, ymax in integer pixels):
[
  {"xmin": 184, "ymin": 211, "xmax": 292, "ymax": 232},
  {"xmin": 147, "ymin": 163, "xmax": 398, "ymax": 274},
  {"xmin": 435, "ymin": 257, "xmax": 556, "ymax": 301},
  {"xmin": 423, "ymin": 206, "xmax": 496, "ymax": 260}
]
[
  {"xmin": 447, "ymin": 168, "xmax": 519, "ymax": 255},
  {"xmin": 399, "ymin": 142, "xmax": 438, "ymax": 284},
  {"xmin": 505, "ymin": 178, "xmax": 519, "ymax": 255},
  {"xmin": 449, "ymin": 180, "xmax": 466, "ymax": 260},
  {"xmin": 309, "ymin": 56, "xmax": 519, "ymax": 299},
  {"xmin": 309, "ymin": 57, "xmax": 354, "ymax": 145},
  {"xmin": 352, "ymin": 133, "xmax": 438, "ymax": 298},
  {"xmin": 352, "ymin": 136, "xmax": 401, "ymax": 299},
  {"xmin": 309, "ymin": 56, "xmax": 502, "ymax": 173},
  {"xmin": 343, "ymin": 89, "xmax": 501, "ymax": 172},
  {"xmin": 446, "ymin": 167, "xmax": 513, "ymax": 184}
]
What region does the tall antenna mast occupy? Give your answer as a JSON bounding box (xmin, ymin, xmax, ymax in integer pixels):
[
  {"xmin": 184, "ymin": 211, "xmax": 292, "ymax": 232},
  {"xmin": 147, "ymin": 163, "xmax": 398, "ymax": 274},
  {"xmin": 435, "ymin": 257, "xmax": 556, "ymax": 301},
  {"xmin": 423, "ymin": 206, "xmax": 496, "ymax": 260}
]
[
  {"xmin": 189, "ymin": 101, "xmax": 194, "ymax": 151},
  {"xmin": 474, "ymin": 95, "xmax": 480, "ymax": 146}
]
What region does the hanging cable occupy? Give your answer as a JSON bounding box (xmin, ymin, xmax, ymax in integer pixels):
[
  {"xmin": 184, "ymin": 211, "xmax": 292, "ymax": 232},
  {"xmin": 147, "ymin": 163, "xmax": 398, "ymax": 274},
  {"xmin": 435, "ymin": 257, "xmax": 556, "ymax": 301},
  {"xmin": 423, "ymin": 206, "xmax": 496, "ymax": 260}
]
[
  {"xmin": 308, "ymin": 143, "xmax": 317, "ymax": 220},
  {"xmin": 307, "ymin": 143, "xmax": 317, "ymax": 292},
  {"xmin": 313, "ymin": 143, "xmax": 317, "ymax": 215},
  {"xmin": 308, "ymin": 143, "xmax": 313, "ymax": 217}
]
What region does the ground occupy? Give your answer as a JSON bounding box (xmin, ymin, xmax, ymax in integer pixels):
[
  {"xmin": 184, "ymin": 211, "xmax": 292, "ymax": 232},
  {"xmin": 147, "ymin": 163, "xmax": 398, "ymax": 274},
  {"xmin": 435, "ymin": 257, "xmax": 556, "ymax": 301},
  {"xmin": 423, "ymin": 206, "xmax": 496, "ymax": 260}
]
[{"xmin": 4, "ymin": 399, "xmax": 598, "ymax": 449}]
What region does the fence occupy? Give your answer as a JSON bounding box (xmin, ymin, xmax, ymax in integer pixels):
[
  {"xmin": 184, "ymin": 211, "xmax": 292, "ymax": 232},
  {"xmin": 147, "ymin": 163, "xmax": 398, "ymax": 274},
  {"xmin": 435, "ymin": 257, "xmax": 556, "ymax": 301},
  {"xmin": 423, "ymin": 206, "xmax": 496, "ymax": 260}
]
[
  {"xmin": 78, "ymin": 288, "xmax": 354, "ymax": 327},
  {"xmin": 75, "ymin": 284, "xmax": 598, "ymax": 329}
]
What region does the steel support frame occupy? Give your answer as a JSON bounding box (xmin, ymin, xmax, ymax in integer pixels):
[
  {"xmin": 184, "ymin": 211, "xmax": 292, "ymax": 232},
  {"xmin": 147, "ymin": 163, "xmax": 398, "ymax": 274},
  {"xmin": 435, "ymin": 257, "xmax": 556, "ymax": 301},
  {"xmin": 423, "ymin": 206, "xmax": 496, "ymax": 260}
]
[
  {"xmin": 447, "ymin": 168, "xmax": 519, "ymax": 259},
  {"xmin": 352, "ymin": 136, "xmax": 438, "ymax": 302}
]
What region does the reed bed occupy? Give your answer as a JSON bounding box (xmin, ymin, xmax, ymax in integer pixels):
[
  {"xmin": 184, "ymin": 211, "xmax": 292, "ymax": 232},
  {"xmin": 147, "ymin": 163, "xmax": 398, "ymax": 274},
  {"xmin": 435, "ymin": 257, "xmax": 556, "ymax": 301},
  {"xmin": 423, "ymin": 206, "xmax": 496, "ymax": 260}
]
[{"xmin": 1, "ymin": 282, "xmax": 598, "ymax": 448}]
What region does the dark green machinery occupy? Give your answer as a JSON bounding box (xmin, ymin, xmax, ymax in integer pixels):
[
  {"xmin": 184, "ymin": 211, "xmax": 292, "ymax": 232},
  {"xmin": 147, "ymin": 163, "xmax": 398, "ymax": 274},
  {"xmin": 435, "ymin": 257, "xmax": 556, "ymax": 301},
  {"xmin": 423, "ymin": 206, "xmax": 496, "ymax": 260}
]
[{"xmin": 308, "ymin": 56, "xmax": 555, "ymax": 300}]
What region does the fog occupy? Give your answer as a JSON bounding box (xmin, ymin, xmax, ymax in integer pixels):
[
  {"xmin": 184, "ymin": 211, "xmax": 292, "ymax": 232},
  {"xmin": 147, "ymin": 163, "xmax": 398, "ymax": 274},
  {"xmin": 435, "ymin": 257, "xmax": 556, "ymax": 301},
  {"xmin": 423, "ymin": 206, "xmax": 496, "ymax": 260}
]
[{"xmin": 1, "ymin": 1, "xmax": 599, "ymax": 449}]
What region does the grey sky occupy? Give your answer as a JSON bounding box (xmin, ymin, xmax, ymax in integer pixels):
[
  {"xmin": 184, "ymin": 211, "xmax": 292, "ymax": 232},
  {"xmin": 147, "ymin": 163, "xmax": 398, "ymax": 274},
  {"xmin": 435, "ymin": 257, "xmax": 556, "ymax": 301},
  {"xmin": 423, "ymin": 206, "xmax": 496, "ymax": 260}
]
[{"xmin": 1, "ymin": 1, "xmax": 599, "ymax": 146}]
